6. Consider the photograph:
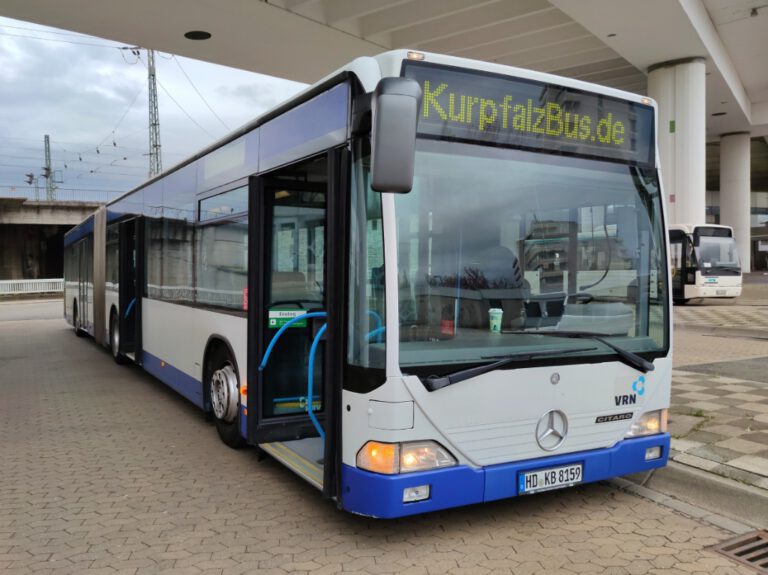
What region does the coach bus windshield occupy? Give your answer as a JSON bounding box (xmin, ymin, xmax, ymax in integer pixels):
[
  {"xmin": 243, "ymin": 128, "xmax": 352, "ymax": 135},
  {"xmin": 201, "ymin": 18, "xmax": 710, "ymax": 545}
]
[
  {"xmin": 695, "ymin": 234, "xmax": 740, "ymax": 275},
  {"xmin": 392, "ymin": 139, "xmax": 668, "ymax": 371}
]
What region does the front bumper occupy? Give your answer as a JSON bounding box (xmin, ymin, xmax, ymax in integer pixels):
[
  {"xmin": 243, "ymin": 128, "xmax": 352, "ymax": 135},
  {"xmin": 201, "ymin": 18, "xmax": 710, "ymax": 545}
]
[
  {"xmin": 341, "ymin": 433, "xmax": 670, "ymax": 518},
  {"xmin": 685, "ymin": 284, "xmax": 741, "ymax": 299}
]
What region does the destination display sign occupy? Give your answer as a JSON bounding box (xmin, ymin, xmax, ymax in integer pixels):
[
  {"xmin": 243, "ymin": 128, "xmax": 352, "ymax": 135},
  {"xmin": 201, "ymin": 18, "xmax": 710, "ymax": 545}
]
[{"xmin": 402, "ymin": 62, "xmax": 655, "ymax": 165}]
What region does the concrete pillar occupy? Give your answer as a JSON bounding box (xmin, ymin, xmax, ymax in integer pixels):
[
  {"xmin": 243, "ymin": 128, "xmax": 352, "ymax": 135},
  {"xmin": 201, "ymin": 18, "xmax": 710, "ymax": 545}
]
[
  {"xmin": 719, "ymin": 132, "xmax": 751, "ymax": 272},
  {"xmin": 647, "ymin": 58, "xmax": 707, "ymax": 226}
]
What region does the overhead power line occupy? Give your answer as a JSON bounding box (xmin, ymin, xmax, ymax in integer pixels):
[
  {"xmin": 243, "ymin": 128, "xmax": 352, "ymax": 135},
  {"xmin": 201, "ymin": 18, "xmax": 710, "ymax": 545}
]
[
  {"xmin": 0, "ymin": 23, "xmax": 98, "ymax": 39},
  {"xmin": 0, "ymin": 30, "xmax": 119, "ymax": 48},
  {"xmin": 137, "ymin": 52, "xmax": 216, "ymax": 140},
  {"xmin": 95, "ymin": 85, "xmax": 145, "ymax": 149},
  {"xmin": 172, "ymin": 55, "xmax": 230, "ymax": 131}
]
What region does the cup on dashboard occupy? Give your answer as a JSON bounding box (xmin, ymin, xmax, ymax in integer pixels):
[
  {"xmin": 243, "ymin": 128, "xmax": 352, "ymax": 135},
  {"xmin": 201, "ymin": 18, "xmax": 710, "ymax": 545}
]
[{"xmin": 489, "ymin": 308, "xmax": 503, "ymax": 333}]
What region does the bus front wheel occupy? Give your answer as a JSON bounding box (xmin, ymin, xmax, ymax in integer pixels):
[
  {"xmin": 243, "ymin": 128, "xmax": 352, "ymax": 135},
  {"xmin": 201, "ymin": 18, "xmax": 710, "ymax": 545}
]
[{"xmin": 207, "ymin": 345, "xmax": 246, "ymax": 449}]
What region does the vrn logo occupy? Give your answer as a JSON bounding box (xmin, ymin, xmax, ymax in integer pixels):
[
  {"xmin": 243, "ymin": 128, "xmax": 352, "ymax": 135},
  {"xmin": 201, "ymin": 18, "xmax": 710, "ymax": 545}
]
[{"xmin": 615, "ymin": 376, "xmax": 646, "ymax": 406}]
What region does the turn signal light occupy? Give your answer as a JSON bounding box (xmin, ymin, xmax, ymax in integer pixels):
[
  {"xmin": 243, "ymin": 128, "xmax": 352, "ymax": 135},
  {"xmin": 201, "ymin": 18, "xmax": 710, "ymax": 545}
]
[{"xmin": 357, "ymin": 441, "xmax": 399, "ymax": 474}]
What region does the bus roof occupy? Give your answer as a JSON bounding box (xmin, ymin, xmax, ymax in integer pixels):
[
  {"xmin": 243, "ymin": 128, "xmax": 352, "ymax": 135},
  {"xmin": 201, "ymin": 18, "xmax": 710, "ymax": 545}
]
[{"xmin": 106, "ymin": 49, "xmax": 657, "ymax": 211}]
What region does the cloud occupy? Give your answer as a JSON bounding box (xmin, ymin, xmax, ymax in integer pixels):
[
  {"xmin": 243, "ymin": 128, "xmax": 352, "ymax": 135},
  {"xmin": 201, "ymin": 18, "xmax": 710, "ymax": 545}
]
[
  {"xmin": 219, "ymin": 81, "xmax": 305, "ymax": 113},
  {"xmin": 0, "ymin": 17, "xmax": 306, "ymax": 197}
]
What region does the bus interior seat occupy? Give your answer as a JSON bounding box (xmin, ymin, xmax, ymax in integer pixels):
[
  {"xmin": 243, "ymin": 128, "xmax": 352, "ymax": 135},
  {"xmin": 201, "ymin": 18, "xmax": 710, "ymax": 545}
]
[{"xmin": 271, "ymin": 271, "xmax": 316, "ymax": 303}]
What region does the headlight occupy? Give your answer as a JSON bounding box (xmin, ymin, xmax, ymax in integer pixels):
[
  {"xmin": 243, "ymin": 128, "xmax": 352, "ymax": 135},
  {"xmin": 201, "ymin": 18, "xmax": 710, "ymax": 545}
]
[
  {"xmin": 625, "ymin": 409, "xmax": 667, "ymax": 438},
  {"xmin": 400, "ymin": 441, "xmax": 457, "ymax": 473},
  {"xmin": 357, "ymin": 440, "xmax": 457, "ymax": 475}
]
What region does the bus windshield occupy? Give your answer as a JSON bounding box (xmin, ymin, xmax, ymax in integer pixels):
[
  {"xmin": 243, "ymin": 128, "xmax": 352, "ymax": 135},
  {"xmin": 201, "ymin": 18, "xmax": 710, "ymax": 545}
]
[
  {"xmin": 393, "ymin": 139, "xmax": 668, "ymax": 369},
  {"xmin": 695, "ymin": 235, "xmax": 740, "ymax": 274}
]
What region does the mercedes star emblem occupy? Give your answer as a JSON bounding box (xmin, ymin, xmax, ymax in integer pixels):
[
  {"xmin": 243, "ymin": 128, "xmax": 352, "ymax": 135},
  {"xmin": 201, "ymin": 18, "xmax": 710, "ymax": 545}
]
[{"xmin": 536, "ymin": 409, "xmax": 568, "ymax": 451}]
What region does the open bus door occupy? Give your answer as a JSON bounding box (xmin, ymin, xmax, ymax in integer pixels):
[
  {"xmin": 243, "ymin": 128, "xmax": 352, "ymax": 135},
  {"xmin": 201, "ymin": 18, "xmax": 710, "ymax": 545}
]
[
  {"xmin": 117, "ymin": 218, "xmax": 144, "ymax": 362},
  {"xmin": 247, "ymin": 150, "xmax": 347, "ymax": 499},
  {"xmin": 669, "ymin": 229, "xmax": 687, "ymax": 302}
]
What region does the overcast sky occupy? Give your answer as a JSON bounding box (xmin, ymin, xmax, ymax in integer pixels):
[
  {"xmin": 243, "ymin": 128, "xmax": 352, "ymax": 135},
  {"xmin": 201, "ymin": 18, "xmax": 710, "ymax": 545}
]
[{"xmin": 0, "ymin": 16, "xmax": 306, "ymax": 200}]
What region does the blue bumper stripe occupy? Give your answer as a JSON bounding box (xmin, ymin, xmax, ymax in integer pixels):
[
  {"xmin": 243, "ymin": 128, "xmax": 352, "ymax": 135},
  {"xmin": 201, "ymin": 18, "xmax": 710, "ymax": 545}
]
[
  {"xmin": 240, "ymin": 405, "xmax": 247, "ymax": 438},
  {"xmin": 342, "ymin": 434, "xmax": 670, "ymax": 518},
  {"xmin": 143, "ymin": 352, "xmax": 204, "ymax": 409}
]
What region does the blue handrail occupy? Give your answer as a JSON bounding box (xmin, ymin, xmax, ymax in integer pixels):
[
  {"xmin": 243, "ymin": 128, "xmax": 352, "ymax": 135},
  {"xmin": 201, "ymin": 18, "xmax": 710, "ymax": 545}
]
[
  {"xmin": 367, "ymin": 309, "xmax": 384, "ymax": 343},
  {"xmin": 257, "ymin": 310, "xmax": 384, "ymax": 441},
  {"xmin": 273, "ymin": 395, "xmax": 321, "ymax": 404},
  {"xmin": 258, "ymin": 311, "xmax": 327, "ymax": 372},
  {"xmin": 366, "ymin": 326, "xmax": 386, "ymax": 341},
  {"xmin": 124, "ymin": 297, "xmax": 136, "ymax": 319},
  {"xmin": 307, "ymin": 323, "xmax": 327, "ymax": 440}
]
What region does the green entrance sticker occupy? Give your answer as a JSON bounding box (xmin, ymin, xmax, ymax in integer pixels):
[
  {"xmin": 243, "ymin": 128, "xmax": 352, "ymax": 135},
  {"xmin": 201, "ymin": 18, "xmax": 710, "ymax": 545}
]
[{"xmin": 268, "ymin": 308, "xmax": 307, "ymax": 329}]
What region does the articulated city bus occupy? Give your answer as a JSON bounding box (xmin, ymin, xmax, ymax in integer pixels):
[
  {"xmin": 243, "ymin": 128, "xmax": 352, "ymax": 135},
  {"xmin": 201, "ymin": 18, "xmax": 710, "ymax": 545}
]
[
  {"xmin": 64, "ymin": 50, "xmax": 671, "ymax": 518},
  {"xmin": 669, "ymin": 224, "xmax": 742, "ymax": 304}
]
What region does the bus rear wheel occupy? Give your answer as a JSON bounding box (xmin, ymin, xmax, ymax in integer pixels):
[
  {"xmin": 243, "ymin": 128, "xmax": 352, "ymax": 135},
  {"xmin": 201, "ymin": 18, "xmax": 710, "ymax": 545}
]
[
  {"xmin": 110, "ymin": 309, "xmax": 127, "ymax": 364},
  {"xmin": 73, "ymin": 299, "xmax": 85, "ymax": 337},
  {"xmin": 207, "ymin": 346, "xmax": 246, "ymax": 449}
]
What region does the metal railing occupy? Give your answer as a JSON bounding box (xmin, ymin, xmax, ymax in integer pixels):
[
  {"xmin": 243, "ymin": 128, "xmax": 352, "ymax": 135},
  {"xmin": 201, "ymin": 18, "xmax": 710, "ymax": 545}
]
[
  {"xmin": 0, "ymin": 278, "xmax": 64, "ymax": 295},
  {"xmin": 0, "ymin": 187, "xmax": 123, "ymax": 203}
]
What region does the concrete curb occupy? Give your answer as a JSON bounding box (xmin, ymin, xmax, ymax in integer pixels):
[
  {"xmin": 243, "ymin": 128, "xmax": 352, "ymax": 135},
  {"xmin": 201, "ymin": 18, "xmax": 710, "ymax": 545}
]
[
  {"xmin": 0, "ymin": 296, "xmax": 62, "ymax": 304},
  {"xmin": 613, "ymin": 460, "xmax": 768, "ymax": 533},
  {"xmin": 674, "ymin": 322, "xmax": 768, "ymax": 339}
]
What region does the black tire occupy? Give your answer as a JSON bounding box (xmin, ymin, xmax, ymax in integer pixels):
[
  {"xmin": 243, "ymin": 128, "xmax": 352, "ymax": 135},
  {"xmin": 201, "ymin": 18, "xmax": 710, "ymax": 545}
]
[
  {"xmin": 73, "ymin": 299, "xmax": 85, "ymax": 337},
  {"xmin": 207, "ymin": 344, "xmax": 246, "ymax": 449},
  {"xmin": 110, "ymin": 310, "xmax": 128, "ymax": 364}
]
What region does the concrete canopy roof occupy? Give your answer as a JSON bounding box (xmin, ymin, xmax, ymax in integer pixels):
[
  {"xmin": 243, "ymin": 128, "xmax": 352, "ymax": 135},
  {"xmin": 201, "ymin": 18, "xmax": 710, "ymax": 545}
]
[{"xmin": 0, "ymin": 0, "xmax": 765, "ymax": 141}]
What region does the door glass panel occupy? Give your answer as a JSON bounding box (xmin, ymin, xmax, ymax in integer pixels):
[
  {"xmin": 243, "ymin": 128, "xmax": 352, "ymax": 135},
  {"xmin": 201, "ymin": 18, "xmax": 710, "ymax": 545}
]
[
  {"xmin": 670, "ymin": 240, "xmax": 682, "ymax": 294},
  {"xmin": 270, "ymin": 192, "xmax": 325, "ymax": 306},
  {"xmin": 262, "ymin": 157, "xmax": 327, "ymax": 419}
]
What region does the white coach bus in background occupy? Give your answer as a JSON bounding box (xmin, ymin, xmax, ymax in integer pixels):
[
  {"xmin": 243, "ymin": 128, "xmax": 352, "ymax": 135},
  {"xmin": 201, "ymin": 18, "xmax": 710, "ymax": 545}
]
[
  {"xmin": 669, "ymin": 224, "xmax": 742, "ymax": 304},
  {"xmin": 64, "ymin": 49, "xmax": 671, "ymax": 518}
]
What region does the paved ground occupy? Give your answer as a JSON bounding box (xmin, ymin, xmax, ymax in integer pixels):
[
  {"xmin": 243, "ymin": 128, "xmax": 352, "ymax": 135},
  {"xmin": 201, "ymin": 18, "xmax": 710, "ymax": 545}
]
[
  {"xmin": 673, "ymin": 304, "xmax": 768, "ymax": 332},
  {"xmin": 669, "ymin": 301, "xmax": 768, "ymax": 490},
  {"xmin": 0, "ymin": 299, "xmax": 62, "ymax": 321},
  {"xmin": 669, "ymin": 367, "xmax": 768, "ymax": 489},
  {"xmin": 0, "ymin": 301, "xmax": 760, "ymax": 574}
]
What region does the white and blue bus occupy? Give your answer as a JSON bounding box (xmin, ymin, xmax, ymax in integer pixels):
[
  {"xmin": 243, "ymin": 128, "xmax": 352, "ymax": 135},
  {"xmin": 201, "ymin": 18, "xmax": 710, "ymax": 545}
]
[
  {"xmin": 64, "ymin": 50, "xmax": 671, "ymax": 518},
  {"xmin": 669, "ymin": 224, "xmax": 742, "ymax": 303}
]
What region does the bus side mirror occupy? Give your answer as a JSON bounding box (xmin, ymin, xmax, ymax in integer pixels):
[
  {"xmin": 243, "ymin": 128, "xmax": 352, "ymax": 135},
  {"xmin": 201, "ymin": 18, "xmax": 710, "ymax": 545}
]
[{"xmin": 370, "ymin": 78, "xmax": 422, "ymax": 193}]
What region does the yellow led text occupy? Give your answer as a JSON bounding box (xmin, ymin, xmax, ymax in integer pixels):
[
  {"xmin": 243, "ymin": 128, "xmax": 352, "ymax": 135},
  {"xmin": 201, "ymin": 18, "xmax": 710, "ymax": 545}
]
[{"xmin": 422, "ymin": 80, "xmax": 626, "ymax": 146}]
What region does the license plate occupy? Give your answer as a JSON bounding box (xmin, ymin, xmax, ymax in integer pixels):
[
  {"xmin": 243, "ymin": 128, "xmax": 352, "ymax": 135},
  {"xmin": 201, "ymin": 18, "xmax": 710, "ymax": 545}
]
[
  {"xmin": 519, "ymin": 463, "xmax": 582, "ymax": 495},
  {"xmin": 716, "ymin": 289, "xmax": 726, "ymax": 296}
]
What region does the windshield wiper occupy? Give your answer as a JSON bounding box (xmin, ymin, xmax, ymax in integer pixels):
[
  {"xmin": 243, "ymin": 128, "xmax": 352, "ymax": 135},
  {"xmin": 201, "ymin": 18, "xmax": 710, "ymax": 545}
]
[
  {"xmin": 503, "ymin": 330, "xmax": 655, "ymax": 374},
  {"xmin": 424, "ymin": 347, "xmax": 596, "ymax": 391}
]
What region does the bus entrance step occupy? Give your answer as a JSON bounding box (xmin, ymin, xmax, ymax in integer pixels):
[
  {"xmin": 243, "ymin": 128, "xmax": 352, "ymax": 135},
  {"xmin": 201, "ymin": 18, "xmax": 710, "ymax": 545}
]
[{"xmin": 260, "ymin": 438, "xmax": 324, "ymax": 491}]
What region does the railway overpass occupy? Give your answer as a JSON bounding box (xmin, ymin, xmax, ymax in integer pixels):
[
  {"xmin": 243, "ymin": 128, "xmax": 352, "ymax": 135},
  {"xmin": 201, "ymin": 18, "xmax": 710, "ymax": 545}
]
[{"xmin": 0, "ymin": 194, "xmax": 110, "ymax": 280}]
